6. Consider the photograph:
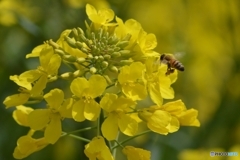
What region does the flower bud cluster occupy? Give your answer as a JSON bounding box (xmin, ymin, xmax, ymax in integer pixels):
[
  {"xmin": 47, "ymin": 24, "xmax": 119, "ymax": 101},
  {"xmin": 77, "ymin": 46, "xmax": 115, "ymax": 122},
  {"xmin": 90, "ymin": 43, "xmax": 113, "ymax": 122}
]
[{"xmin": 62, "ymin": 26, "xmax": 132, "ymax": 75}]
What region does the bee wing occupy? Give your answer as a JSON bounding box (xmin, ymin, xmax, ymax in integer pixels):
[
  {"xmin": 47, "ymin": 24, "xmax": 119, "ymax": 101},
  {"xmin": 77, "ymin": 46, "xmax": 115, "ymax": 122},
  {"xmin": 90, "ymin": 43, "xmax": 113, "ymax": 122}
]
[
  {"xmin": 160, "ymin": 59, "xmax": 168, "ymax": 65},
  {"xmin": 173, "ymin": 52, "xmax": 186, "ymax": 59}
]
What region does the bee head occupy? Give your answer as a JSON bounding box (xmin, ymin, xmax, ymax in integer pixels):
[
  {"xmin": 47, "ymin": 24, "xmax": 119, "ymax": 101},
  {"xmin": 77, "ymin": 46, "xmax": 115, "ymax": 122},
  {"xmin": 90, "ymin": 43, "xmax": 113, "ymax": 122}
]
[{"xmin": 160, "ymin": 54, "xmax": 165, "ymax": 60}]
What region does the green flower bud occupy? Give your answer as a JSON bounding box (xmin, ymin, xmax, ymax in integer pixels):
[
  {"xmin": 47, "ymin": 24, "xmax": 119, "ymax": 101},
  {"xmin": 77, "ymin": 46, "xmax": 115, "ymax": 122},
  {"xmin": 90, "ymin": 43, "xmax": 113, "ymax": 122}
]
[
  {"xmin": 79, "ymin": 34, "xmax": 87, "ymax": 43},
  {"xmin": 48, "ymin": 75, "xmax": 58, "ymax": 82},
  {"xmin": 76, "ymin": 42, "xmax": 89, "ymax": 53},
  {"xmin": 64, "ymin": 36, "xmax": 77, "ymax": 48},
  {"xmin": 101, "ymin": 61, "xmax": 108, "ymax": 68},
  {"xmin": 48, "ymin": 39, "xmax": 59, "ymax": 49},
  {"xmin": 75, "ymin": 41, "xmax": 84, "ymax": 49},
  {"xmin": 119, "ymin": 59, "xmax": 133, "ymax": 65},
  {"xmin": 77, "ymin": 27, "xmax": 84, "ymax": 35},
  {"xmin": 97, "ymin": 28, "xmax": 103, "ymax": 40},
  {"xmin": 55, "ymin": 49, "xmax": 66, "ymax": 56},
  {"xmin": 114, "ymin": 47, "xmax": 121, "ymax": 51},
  {"xmin": 119, "ymin": 50, "xmax": 131, "ymax": 56},
  {"xmin": 103, "ymin": 75, "xmax": 112, "ymax": 84},
  {"xmin": 72, "ymin": 28, "xmax": 79, "ymax": 41},
  {"xmin": 116, "ymin": 41, "xmax": 129, "ymax": 48},
  {"xmin": 81, "ymin": 47, "xmax": 89, "ymax": 54},
  {"xmin": 91, "ymin": 32, "xmax": 96, "ymax": 41},
  {"xmin": 109, "ymin": 65, "xmax": 118, "ymax": 73},
  {"xmin": 60, "ymin": 72, "xmax": 73, "ymax": 80},
  {"xmin": 73, "ymin": 70, "xmax": 82, "ymax": 77},
  {"xmin": 76, "ymin": 57, "xmax": 86, "ymax": 63},
  {"xmin": 94, "ymin": 56, "xmax": 99, "ymax": 60},
  {"xmin": 111, "ymin": 52, "xmax": 121, "ymax": 58},
  {"xmin": 108, "ymin": 35, "xmax": 119, "ymax": 45},
  {"xmin": 88, "ymin": 54, "xmax": 93, "ymax": 59},
  {"xmin": 63, "ymin": 55, "xmax": 77, "ymax": 62},
  {"xmin": 104, "ymin": 55, "xmax": 111, "ymax": 60},
  {"xmin": 98, "ymin": 55, "xmax": 104, "ymax": 61},
  {"xmin": 106, "ymin": 48, "xmax": 114, "ymax": 54},
  {"xmin": 90, "ymin": 67, "xmax": 97, "ymax": 74}
]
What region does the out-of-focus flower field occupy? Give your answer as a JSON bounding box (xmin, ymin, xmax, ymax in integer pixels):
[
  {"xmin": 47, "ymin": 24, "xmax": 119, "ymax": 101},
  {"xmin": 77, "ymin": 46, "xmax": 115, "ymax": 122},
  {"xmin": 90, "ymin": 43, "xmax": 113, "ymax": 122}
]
[{"xmin": 0, "ymin": 0, "xmax": 239, "ymax": 160}]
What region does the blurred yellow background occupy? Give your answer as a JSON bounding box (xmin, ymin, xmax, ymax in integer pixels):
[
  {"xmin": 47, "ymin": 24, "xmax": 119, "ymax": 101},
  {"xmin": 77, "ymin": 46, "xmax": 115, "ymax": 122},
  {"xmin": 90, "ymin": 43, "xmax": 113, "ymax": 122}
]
[{"xmin": 0, "ymin": 0, "xmax": 239, "ymax": 159}]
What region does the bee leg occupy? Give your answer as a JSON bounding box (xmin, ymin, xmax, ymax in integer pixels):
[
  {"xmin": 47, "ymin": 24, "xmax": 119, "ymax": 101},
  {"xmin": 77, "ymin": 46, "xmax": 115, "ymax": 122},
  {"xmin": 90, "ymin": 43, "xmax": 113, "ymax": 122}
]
[{"xmin": 165, "ymin": 68, "xmax": 174, "ymax": 76}]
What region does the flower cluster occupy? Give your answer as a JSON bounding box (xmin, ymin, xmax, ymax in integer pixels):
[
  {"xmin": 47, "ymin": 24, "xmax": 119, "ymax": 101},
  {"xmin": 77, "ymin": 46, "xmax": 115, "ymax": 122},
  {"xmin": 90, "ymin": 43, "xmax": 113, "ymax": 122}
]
[{"xmin": 3, "ymin": 4, "xmax": 200, "ymax": 160}]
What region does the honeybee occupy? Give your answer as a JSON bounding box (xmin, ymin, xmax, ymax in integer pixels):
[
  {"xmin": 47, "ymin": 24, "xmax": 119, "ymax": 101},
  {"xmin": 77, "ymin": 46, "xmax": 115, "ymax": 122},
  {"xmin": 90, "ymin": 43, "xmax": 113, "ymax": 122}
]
[{"xmin": 160, "ymin": 53, "xmax": 184, "ymax": 75}]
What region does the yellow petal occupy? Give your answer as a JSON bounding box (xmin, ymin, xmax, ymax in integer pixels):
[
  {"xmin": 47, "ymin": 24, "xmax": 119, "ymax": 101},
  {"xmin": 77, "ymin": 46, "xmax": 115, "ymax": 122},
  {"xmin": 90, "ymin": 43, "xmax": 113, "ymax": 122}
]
[
  {"xmin": 10, "ymin": 75, "xmax": 32, "ymax": 90},
  {"xmin": 148, "ymin": 82, "xmax": 163, "ymax": 106},
  {"xmin": 13, "ymin": 105, "xmax": 33, "ymax": 126},
  {"xmin": 13, "ymin": 136, "xmax": 37, "ymax": 159},
  {"xmin": 118, "ymin": 114, "xmax": 138, "ymax": 136},
  {"xmin": 101, "ymin": 114, "xmax": 118, "ymax": 140},
  {"xmin": 147, "ymin": 110, "xmax": 171, "ymax": 135},
  {"xmin": 166, "ymin": 116, "xmax": 180, "ymax": 133},
  {"xmin": 123, "ymin": 146, "xmax": 151, "ymax": 160},
  {"xmin": 44, "ymin": 89, "xmax": 64, "ymax": 109},
  {"xmin": 45, "ymin": 114, "xmax": 62, "ymax": 144},
  {"xmin": 4, "ymin": 93, "xmax": 30, "ymax": 108},
  {"xmin": 84, "ymin": 100, "xmax": 100, "ymax": 121},
  {"xmin": 145, "ymin": 33, "xmax": 157, "ymax": 50},
  {"xmin": 129, "ymin": 62, "xmax": 145, "ymax": 80},
  {"xmin": 122, "ymin": 83, "xmax": 147, "ymax": 101},
  {"xmin": 26, "ymin": 44, "xmax": 46, "ymax": 58},
  {"xmin": 84, "ymin": 136, "xmax": 114, "ymax": 160},
  {"xmin": 30, "ymin": 74, "xmax": 48, "ymax": 96},
  {"xmin": 72, "ymin": 100, "xmax": 85, "ymax": 122},
  {"xmin": 39, "ymin": 45, "xmax": 54, "ymax": 69},
  {"xmin": 162, "ymin": 100, "xmax": 186, "ymax": 115},
  {"xmin": 46, "ymin": 54, "xmax": 61, "ymax": 75},
  {"xmin": 178, "ymin": 109, "xmax": 200, "ymax": 127},
  {"xmin": 28, "ymin": 109, "xmax": 50, "ymax": 130},
  {"xmin": 59, "ymin": 98, "xmax": 73, "ymax": 118},
  {"xmin": 100, "ymin": 93, "xmax": 118, "ymax": 112},
  {"xmin": 70, "ymin": 77, "xmax": 89, "ymax": 97},
  {"xmin": 87, "ymin": 75, "xmax": 107, "ymax": 98},
  {"xmin": 13, "ymin": 135, "xmax": 48, "ymax": 159},
  {"xmin": 19, "ymin": 70, "xmax": 41, "ymax": 83},
  {"xmin": 86, "ymin": 4, "xmax": 97, "ymax": 17},
  {"xmin": 159, "ymin": 77, "xmax": 174, "ymax": 99},
  {"xmin": 57, "ymin": 30, "xmax": 87, "ymax": 58},
  {"xmin": 118, "ymin": 65, "xmax": 130, "ymax": 84}
]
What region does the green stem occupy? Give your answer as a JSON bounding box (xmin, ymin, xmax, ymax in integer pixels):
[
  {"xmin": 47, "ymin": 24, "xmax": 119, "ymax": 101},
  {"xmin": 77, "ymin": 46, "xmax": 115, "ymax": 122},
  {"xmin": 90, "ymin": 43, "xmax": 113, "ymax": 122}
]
[
  {"xmin": 67, "ymin": 134, "xmax": 91, "ymax": 143},
  {"xmin": 112, "ymin": 132, "xmax": 120, "ymax": 158},
  {"xmin": 61, "ymin": 126, "xmax": 97, "ymax": 143},
  {"xmin": 64, "ymin": 126, "xmax": 97, "ymax": 135},
  {"xmin": 24, "ymin": 100, "xmax": 42, "ymax": 105},
  {"xmin": 111, "ymin": 130, "xmax": 151, "ymax": 150},
  {"xmin": 97, "ymin": 114, "xmax": 101, "ymax": 136}
]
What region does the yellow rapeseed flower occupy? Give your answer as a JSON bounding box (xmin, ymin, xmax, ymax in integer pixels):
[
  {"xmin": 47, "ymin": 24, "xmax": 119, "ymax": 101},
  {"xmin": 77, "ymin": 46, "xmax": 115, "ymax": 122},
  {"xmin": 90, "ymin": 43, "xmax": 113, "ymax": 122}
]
[
  {"xmin": 3, "ymin": 75, "xmax": 32, "ymax": 108},
  {"xmin": 138, "ymin": 106, "xmax": 172, "ymax": 135},
  {"xmin": 84, "ymin": 136, "xmax": 114, "ymax": 160},
  {"xmin": 13, "ymin": 105, "xmax": 33, "ymax": 127},
  {"xmin": 19, "ymin": 43, "xmax": 61, "ymax": 96},
  {"xmin": 86, "ymin": 3, "xmax": 115, "ymax": 28},
  {"xmin": 162, "ymin": 100, "xmax": 200, "ymax": 127},
  {"xmin": 100, "ymin": 93, "xmax": 137, "ymax": 140},
  {"xmin": 13, "ymin": 134, "xmax": 49, "ymax": 159},
  {"xmin": 139, "ymin": 100, "xmax": 200, "ymax": 135},
  {"xmin": 144, "ymin": 57, "xmax": 176, "ymax": 107},
  {"xmin": 118, "ymin": 62, "xmax": 147, "ymax": 101},
  {"xmin": 70, "ymin": 75, "xmax": 107, "ymax": 122},
  {"xmin": 123, "ymin": 146, "xmax": 151, "ymax": 160},
  {"xmin": 28, "ymin": 89, "xmax": 72, "ymax": 144}
]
